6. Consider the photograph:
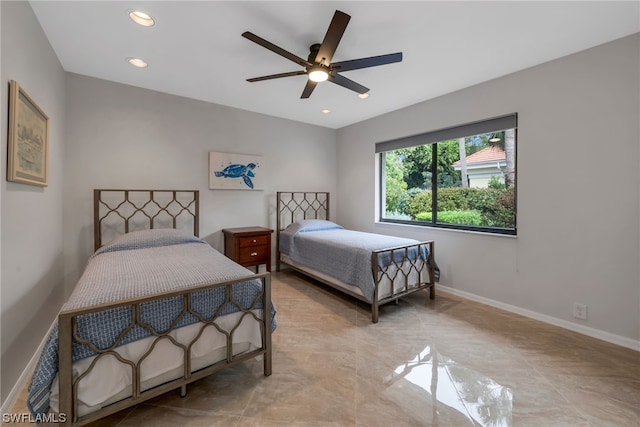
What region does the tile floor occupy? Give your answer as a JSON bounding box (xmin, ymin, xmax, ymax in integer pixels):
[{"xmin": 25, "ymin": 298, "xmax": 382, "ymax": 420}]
[{"xmin": 9, "ymin": 270, "xmax": 640, "ymax": 426}]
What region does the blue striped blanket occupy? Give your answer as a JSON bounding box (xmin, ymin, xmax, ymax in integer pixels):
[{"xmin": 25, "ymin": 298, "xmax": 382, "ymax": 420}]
[{"xmin": 27, "ymin": 229, "xmax": 276, "ymax": 418}]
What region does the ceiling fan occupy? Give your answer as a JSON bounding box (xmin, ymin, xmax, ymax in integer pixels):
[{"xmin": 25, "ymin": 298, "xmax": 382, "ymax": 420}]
[{"xmin": 242, "ymin": 10, "xmax": 402, "ymax": 99}]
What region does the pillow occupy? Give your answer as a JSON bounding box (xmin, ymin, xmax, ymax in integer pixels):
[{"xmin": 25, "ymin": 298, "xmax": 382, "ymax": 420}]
[
  {"xmin": 284, "ymin": 219, "xmax": 343, "ymax": 235},
  {"xmin": 94, "ymin": 228, "xmax": 203, "ymax": 256}
]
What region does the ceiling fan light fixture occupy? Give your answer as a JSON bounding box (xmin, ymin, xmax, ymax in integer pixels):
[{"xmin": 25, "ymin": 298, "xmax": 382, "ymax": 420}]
[
  {"xmin": 357, "ymin": 92, "xmax": 369, "ymax": 99},
  {"xmin": 308, "ymin": 67, "xmax": 329, "ymax": 82},
  {"xmin": 128, "ymin": 10, "xmax": 155, "ymax": 27},
  {"xmin": 489, "ymin": 136, "xmax": 501, "ymax": 143}
]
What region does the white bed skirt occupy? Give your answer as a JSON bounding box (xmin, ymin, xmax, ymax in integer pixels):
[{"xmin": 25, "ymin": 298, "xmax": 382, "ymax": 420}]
[{"xmin": 281, "ymin": 254, "xmax": 423, "ymax": 302}]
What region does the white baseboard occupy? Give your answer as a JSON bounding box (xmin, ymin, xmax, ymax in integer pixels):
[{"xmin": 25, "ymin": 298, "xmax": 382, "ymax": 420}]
[
  {"xmin": 1, "ymin": 319, "xmax": 57, "ymax": 415},
  {"xmin": 437, "ymin": 285, "xmax": 640, "ymax": 352}
]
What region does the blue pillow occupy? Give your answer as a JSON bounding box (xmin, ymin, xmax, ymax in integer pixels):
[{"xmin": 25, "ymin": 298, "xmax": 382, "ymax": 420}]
[{"xmin": 285, "ymin": 219, "xmax": 343, "ymax": 234}]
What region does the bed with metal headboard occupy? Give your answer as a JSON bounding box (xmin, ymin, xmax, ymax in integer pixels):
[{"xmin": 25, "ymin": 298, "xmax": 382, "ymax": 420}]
[
  {"xmin": 27, "ymin": 189, "xmax": 274, "ymax": 426},
  {"xmin": 276, "ymin": 191, "xmax": 435, "ymax": 323}
]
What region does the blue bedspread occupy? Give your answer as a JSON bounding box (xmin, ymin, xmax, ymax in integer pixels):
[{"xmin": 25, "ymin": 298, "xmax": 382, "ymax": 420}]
[
  {"xmin": 27, "ymin": 229, "xmax": 276, "ymax": 418},
  {"xmin": 280, "ymin": 220, "xmax": 437, "ymax": 301}
]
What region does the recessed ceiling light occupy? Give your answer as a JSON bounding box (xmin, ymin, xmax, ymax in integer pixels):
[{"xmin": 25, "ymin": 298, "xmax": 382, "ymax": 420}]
[
  {"xmin": 321, "ymin": 109, "xmax": 331, "ymax": 114},
  {"xmin": 127, "ymin": 57, "xmax": 148, "ymax": 68},
  {"xmin": 357, "ymin": 92, "xmax": 369, "ymax": 99},
  {"xmin": 128, "ymin": 10, "xmax": 155, "ymax": 27}
]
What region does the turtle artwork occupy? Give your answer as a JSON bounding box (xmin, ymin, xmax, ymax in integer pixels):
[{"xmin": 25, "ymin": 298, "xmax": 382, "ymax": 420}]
[{"xmin": 214, "ymin": 162, "xmax": 257, "ymax": 189}]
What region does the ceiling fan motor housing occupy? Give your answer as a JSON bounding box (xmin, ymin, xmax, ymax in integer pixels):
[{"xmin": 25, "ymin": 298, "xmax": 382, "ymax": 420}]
[{"xmin": 308, "ymin": 43, "xmax": 323, "ymax": 64}]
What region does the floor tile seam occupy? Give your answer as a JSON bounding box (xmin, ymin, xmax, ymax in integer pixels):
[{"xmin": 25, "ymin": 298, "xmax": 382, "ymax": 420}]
[
  {"xmin": 139, "ymin": 400, "xmax": 243, "ymax": 417},
  {"xmin": 111, "ymin": 405, "xmax": 142, "ymax": 427},
  {"xmin": 527, "ymin": 364, "xmax": 598, "ymax": 427},
  {"xmin": 549, "ymin": 373, "xmax": 640, "ymax": 410},
  {"xmin": 520, "ymin": 344, "xmax": 640, "ymax": 389},
  {"xmin": 354, "ymin": 308, "xmax": 365, "ymax": 427},
  {"xmin": 238, "ymin": 380, "xmax": 262, "ymax": 420},
  {"xmin": 94, "ymin": 402, "xmax": 145, "ymax": 427}
]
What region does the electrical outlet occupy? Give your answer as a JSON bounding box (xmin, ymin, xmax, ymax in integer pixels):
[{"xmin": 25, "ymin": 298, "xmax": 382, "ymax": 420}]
[{"xmin": 573, "ymin": 303, "xmax": 588, "ymax": 320}]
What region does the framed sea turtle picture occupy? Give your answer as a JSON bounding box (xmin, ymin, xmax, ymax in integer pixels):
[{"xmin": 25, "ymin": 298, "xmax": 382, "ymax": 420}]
[{"xmin": 209, "ymin": 152, "xmax": 264, "ymax": 190}]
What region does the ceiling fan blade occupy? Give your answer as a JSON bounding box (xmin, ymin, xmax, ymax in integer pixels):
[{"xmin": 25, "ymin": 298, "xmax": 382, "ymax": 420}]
[
  {"xmin": 328, "ymin": 73, "xmax": 369, "ymax": 94},
  {"xmin": 247, "ymin": 70, "xmax": 307, "ymax": 82},
  {"xmin": 314, "ymin": 10, "xmax": 350, "ymax": 65},
  {"xmin": 332, "ymin": 52, "xmax": 402, "ymax": 72},
  {"xmin": 301, "ymin": 80, "xmax": 318, "ymax": 99},
  {"xmin": 242, "ymin": 31, "xmax": 312, "ymax": 68}
]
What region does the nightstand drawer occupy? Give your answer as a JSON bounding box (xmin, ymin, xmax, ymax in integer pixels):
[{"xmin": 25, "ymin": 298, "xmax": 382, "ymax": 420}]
[
  {"xmin": 238, "ymin": 235, "xmax": 269, "ymax": 247},
  {"xmin": 238, "ymin": 246, "xmax": 268, "ymax": 264}
]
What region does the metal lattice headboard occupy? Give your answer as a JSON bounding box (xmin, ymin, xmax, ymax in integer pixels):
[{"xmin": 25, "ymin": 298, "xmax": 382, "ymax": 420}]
[
  {"xmin": 276, "ymin": 192, "xmax": 330, "ymax": 232},
  {"xmin": 276, "ymin": 192, "xmax": 329, "ymax": 272},
  {"xmin": 94, "ymin": 189, "xmax": 199, "ymax": 250}
]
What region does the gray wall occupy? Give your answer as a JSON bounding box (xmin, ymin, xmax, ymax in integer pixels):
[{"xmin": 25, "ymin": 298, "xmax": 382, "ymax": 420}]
[
  {"xmin": 336, "ymin": 34, "xmax": 640, "ymax": 347},
  {"xmin": 1, "ymin": 1, "xmax": 66, "ymax": 402},
  {"xmin": 62, "ymin": 73, "xmax": 337, "ymax": 292}
]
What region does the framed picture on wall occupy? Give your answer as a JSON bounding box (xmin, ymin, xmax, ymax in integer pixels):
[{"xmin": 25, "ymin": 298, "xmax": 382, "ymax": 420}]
[
  {"xmin": 209, "ymin": 152, "xmax": 265, "ymax": 190},
  {"xmin": 7, "ymin": 80, "xmax": 49, "ymax": 187}
]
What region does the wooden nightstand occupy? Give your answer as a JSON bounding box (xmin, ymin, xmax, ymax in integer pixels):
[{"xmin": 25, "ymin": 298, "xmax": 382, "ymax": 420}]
[{"xmin": 222, "ymin": 227, "xmax": 273, "ymax": 272}]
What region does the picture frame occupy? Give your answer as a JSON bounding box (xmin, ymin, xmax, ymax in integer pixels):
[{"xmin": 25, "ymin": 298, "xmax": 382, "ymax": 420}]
[
  {"xmin": 7, "ymin": 80, "xmax": 49, "ymax": 187},
  {"xmin": 209, "ymin": 152, "xmax": 264, "ymax": 190}
]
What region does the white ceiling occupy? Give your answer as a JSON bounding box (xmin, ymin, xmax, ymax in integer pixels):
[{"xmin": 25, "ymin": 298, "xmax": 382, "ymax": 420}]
[{"xmin": 30, "ymin": 1, "xmax": 640, "ymax": 129}]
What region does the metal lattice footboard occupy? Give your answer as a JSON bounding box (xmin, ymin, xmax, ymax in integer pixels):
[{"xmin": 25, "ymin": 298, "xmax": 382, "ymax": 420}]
[
  {"xmin": 58, "ymin": 273, "xmax": 272, "ymax": 426},
  {"xmin": 371, "ymin": 240, "xmax": 435, "ymax": 323}
]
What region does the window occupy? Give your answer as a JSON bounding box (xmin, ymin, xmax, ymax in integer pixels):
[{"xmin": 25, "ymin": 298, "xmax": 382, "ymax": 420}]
[{"xmin": 377, "ymin": 114, "xmax": 517, "ymax": 235}]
